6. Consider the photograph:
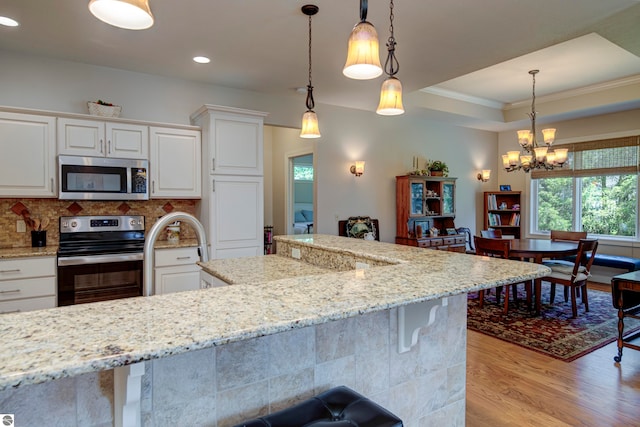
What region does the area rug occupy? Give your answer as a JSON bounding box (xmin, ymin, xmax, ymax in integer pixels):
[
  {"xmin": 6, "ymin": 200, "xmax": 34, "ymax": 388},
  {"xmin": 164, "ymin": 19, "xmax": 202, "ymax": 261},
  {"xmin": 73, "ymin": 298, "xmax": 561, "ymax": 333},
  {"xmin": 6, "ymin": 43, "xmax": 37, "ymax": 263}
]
[{"xmin": 467, "ymin": 283, "xmax": 640, "ymax": 362}]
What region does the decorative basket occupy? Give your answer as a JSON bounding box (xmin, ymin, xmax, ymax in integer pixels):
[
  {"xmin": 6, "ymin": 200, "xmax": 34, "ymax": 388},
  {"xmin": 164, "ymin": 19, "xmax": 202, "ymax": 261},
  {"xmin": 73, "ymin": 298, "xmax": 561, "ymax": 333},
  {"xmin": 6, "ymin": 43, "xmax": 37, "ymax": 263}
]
[{"xmin": 87, "ymin": 101, "xmax": 122, "ymax": 118}]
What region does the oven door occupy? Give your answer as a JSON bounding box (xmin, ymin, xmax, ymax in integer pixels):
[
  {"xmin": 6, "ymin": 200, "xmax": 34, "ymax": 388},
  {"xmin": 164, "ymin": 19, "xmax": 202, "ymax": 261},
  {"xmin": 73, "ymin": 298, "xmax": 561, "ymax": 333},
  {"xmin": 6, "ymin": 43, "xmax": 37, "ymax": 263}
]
[{"xmin": 57, "ymin": 253, "xmax": 143, "ymax": 306}]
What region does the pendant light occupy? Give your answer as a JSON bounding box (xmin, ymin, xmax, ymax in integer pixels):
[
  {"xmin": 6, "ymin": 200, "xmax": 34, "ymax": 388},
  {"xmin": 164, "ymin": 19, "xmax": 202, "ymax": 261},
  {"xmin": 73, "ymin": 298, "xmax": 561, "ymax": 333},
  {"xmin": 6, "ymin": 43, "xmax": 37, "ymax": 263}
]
[
  {"xmin": 343, "ymin": 0, "xmax": 382, "ymax": 80},
  {"xmin": 376, "ymin": 0, "xmax": 404, "ymax": 115},
  {"xmin": 300, "ymin": 5, "xmax": 321, "ymax": 139},
  {"xmin": 88, "ymin": 0, "xmax": 154, "ymax": 30}
]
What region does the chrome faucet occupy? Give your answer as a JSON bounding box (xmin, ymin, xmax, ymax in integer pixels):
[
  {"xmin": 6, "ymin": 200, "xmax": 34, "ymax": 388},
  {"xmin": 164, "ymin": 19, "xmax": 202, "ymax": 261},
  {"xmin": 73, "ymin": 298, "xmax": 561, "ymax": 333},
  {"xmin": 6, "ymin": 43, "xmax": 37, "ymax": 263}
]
[{"xmin": 143, "ymin": 212, "xmax": 209, "ymax": 296}]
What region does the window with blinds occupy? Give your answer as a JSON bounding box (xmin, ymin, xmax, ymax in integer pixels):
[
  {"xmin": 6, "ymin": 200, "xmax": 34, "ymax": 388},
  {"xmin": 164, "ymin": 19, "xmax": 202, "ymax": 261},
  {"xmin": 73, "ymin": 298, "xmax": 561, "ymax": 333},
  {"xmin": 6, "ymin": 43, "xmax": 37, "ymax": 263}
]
[
  {"xmin": 531, "ymin": 136, "xmax": 639, "ymax": 179},
  {"xmin": 531, "ymin": 135, "xmax": 640, "ymax": 238}
]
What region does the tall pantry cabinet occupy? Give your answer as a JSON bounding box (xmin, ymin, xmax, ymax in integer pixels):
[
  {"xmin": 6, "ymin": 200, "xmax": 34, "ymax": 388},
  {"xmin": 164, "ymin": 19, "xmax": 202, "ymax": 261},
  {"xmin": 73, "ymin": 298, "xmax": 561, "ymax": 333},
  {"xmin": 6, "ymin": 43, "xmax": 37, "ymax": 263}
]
[{"xmin": 191, "ymin": 105, "xmax": 268, "ymax": 259}]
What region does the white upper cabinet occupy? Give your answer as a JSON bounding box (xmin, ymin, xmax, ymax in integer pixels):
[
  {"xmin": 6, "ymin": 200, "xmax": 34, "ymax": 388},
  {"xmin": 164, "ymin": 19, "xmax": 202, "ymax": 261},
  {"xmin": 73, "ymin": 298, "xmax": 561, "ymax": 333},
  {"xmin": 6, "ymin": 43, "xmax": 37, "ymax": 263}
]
[
  {"xmin": 191, "ymin": 105, "xmax": 267, "ymax": 176},
  {"xmin": 0, "ymin": 112, "xmax": 56, "ymax": 197},
  {"xmin": 149, "ymin": 127, "xmax": 201, "ymax": 199},
  {"xmin": 58, "ymin": 118, "xmax": 148, "ymax": 159}
]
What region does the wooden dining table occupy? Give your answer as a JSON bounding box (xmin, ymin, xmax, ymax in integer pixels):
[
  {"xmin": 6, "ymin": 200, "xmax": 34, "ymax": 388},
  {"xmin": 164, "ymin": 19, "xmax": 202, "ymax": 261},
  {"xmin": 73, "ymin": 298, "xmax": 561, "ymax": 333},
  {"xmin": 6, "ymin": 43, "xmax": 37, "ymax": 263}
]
[{"xmin": 508, "ymin": 238, "xmax": 580, "ymax": 315}]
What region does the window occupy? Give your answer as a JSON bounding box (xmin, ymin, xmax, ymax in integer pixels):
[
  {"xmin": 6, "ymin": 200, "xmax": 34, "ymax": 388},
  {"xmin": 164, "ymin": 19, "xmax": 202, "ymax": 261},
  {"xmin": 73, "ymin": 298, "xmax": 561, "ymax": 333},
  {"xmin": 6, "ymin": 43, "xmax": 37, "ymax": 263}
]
[
  {"xmin": 293, "ymin": 164, "xmax": 313, "ymax": 181},
  {"xmin": 531, "ymin": 135, "xmax": 639, "ymax": 239}
]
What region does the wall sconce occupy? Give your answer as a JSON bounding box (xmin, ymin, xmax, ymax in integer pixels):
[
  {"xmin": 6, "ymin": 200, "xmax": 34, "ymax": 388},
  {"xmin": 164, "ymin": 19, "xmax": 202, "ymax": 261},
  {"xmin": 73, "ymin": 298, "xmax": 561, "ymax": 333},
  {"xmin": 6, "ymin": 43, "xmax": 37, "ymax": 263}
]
[
  {"xmin": 477, "ymin": 169, "xmax": 491, "ymax": 182},
  {"xmin": 350, "ymin": 161, "xmax": 365, "ymax": 177}
]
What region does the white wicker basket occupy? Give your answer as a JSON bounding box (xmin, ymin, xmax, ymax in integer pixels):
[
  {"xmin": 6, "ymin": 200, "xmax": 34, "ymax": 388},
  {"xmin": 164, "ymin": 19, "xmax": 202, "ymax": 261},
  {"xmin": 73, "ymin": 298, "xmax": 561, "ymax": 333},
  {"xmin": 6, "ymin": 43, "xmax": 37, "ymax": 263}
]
[{"xmin": 87, "ymin": 102, "xmax": 121, "ymax": 118}]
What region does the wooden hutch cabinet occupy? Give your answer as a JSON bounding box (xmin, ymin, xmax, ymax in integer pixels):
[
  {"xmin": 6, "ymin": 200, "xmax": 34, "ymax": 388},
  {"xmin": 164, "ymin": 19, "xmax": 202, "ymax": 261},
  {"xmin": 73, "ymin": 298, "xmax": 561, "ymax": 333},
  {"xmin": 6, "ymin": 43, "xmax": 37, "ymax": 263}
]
[{"xmin": 395, "ymin": 175, "xmax": 466, "ymax": 252}]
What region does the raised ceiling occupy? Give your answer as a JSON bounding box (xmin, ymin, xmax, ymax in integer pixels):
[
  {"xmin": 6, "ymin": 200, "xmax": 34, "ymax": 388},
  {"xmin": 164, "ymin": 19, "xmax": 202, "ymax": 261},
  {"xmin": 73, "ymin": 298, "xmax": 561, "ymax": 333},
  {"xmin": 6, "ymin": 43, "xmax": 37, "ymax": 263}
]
[{"xmin": 1, "ymin": 0, "xmax": 639, "ymax": 130}]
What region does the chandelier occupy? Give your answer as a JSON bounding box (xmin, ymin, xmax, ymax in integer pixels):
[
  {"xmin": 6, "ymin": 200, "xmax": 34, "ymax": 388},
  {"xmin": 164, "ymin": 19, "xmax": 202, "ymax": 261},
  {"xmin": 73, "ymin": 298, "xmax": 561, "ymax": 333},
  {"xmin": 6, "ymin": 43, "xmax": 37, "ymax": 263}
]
[{"xmin": 502, "ymin": 70, "xmax": 568, "ymax": 172}]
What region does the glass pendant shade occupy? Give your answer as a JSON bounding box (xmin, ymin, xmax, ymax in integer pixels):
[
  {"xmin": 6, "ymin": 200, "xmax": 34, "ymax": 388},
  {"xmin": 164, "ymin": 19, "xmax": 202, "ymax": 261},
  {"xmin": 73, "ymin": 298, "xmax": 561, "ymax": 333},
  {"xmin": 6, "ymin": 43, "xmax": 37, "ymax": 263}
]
[
  {"xmin": 546, "ymin": 150, "xmax": 556, "ymax": 165},
  {"xmin": 554, "ymin": 148, "xmax": 569, "ymax": 165},
  {"xmin": 502, "ymin": 155, "xmax": 511, "ymax": 169},
  {"xmin": 517, "ymin": 130, "xmax": 532, "ymax": 147},
  {"xmin": 343, "ymin": 21, "xmax": 383, "ymax": 80},
  {"xmin": 376, "ymin": 76, "xmax": 404, "ymax": 115},
  {"xmin": 534, "ymin": 146, "xmax": 548, "ymax": 162},
  {"xmin": 542, "ymin": 128, "xmax": 556, "ymax": 145},
  {"xmin": 507, "ymin": 151, "xmax": 520, "ymax": 166},
  {"xmin": 300, "ymin": 110, "xmax": 321, "ymax": 139},
  {"xmin": 89, "ymin": 0, "xmax": 154, "ymax": 30}
]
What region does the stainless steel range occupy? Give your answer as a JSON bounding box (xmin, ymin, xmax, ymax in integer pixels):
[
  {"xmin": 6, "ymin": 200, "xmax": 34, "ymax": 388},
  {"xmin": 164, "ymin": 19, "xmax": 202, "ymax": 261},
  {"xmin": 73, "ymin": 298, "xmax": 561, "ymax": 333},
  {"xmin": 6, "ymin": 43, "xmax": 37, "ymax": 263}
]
[{"xmin": 57, "ymin": 215, "xmax": 145, "ymax": 306}]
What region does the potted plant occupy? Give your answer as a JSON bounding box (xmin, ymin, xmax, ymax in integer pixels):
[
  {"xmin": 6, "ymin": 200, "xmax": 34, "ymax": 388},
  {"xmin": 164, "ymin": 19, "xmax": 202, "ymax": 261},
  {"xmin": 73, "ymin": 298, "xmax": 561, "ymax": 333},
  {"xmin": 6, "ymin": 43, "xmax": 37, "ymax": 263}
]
[{"xmin": 428, "ymin": 160, "xmax": 449, "ymax": 177}]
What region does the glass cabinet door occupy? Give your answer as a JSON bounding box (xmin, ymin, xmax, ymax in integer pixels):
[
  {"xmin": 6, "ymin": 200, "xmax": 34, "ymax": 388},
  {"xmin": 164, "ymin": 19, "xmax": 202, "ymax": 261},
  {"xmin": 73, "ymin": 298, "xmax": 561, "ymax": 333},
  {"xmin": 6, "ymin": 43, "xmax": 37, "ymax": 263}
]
[
  {"xmin": 410, "ymin": 181, "xmax": 424, "ymax": 215},
  {"xmin": 442, "ymin": 181, "xmax": 455, "ymax": 216}
]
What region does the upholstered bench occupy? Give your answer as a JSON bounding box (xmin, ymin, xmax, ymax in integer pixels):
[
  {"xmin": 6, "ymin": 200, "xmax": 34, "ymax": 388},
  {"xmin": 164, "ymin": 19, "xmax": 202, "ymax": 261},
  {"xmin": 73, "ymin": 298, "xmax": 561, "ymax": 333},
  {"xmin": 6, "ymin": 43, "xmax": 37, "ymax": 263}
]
[
  {"xmin": 234, "ymin": 386, "xmax": 403, "ymax": 427},
  {"xmin": 564, "ymin": 254, "xmax": 640, "ymax": 272}
]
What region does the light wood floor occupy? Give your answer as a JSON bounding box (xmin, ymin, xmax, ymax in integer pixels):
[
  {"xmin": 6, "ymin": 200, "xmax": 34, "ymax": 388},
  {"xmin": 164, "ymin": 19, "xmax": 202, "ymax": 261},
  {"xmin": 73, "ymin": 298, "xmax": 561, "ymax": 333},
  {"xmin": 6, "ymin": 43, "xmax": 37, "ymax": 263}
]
[{"xmin": 466, "ymin": 284, "xmax": 640, "ymax": 426}]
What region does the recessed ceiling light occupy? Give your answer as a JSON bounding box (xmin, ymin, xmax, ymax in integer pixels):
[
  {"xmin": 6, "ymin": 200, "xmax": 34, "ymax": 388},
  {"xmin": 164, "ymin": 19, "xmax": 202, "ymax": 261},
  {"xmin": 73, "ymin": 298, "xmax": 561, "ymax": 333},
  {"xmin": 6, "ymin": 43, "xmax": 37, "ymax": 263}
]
[
  {"xmin": 0, "ymin": 16, "xmax": 19, "ymax": 27},
  {"xmin": 193, "ymin": 56, "xmax": 211, "ymax": 64}
]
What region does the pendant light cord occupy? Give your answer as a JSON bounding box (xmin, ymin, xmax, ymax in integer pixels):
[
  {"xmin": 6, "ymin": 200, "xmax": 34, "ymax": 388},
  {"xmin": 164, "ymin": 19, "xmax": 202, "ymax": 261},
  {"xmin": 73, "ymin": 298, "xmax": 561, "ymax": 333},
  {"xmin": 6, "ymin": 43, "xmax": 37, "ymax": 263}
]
[
  {"xmin": 383, "ymin": 0, "xmax": 399, "ymax": 77},
  {"xmin": 306, "ymin": 12, "xmax": 315, "ymax": 111},
  {"xmin": 360, "ymin": 0, "xmax": 368, "ymax": 22}
]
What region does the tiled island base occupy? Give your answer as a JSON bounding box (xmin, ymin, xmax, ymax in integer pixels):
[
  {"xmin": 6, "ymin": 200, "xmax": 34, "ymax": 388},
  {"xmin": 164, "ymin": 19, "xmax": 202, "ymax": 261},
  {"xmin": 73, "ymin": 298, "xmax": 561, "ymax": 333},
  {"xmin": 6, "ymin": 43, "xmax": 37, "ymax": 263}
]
[{"xmin": 0, "ymin": 295, "xmax": 466, "ymax": 427}]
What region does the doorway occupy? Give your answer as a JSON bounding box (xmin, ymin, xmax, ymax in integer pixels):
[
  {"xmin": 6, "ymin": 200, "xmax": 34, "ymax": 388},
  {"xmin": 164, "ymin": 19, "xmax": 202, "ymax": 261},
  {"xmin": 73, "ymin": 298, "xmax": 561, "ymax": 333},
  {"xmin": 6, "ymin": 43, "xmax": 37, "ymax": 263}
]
[{"xmin": 287, "ymin": 153, "xmax": 314, "ymax": 235}]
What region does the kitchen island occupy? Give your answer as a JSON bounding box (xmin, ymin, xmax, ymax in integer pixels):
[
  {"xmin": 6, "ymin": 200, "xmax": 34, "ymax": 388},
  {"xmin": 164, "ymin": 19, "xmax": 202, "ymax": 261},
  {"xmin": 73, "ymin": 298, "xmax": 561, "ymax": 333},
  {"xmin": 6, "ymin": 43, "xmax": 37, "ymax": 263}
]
[{"xmin": 0, "ymin": 235, "xmax": 549, "ymax": 426}]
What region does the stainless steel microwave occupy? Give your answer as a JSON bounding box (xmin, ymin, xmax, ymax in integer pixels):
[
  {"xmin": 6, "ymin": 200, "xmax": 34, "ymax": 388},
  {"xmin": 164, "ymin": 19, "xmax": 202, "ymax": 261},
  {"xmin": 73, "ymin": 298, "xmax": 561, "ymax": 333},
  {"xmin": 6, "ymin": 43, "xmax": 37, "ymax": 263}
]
[{"xmin": 58, "ymin": 155, "xmax": 149, "ymax": 200}]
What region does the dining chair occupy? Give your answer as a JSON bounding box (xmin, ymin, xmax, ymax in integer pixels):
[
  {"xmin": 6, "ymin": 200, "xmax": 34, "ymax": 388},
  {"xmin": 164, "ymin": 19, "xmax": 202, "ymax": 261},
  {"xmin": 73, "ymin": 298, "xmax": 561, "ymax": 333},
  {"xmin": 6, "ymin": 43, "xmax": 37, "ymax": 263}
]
[
  {"xmin": 541, "ymin": 238, "xmax": 599, "ymax": 318},
  {"xmin": 455, "ymin": 226, "xmax": 475, "ymax": 253},
  {"xmin": 480, "ymin": 229, "xmax": 503, "ymax": 238},
  {"xmin": 474, "ymin": 236, "xmax": 528, "ymax": 314},
  {"xmin": 548, "ymin": 229, "xmax": 588, "ymax": 301},
  {"xmin": 550, "ymin": 230, "xmax": 587, "ymax": 242}
]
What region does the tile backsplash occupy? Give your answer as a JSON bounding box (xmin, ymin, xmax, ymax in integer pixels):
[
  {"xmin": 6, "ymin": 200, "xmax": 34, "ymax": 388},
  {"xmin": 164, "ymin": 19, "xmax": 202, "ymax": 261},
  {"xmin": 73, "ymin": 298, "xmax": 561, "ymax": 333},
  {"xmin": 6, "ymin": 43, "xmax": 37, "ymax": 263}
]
[{"xmin": 0, "ymin": 198, "xmax": 198, "ymax": 248}]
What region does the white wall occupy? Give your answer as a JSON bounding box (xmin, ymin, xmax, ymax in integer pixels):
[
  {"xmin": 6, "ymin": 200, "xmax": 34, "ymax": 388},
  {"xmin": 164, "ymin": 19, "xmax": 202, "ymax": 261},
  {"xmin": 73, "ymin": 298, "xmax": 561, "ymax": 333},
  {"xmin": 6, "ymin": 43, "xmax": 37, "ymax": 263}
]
[{"xmin": 2, "ymin": 50, "xmax": 497, "ymax": 243}]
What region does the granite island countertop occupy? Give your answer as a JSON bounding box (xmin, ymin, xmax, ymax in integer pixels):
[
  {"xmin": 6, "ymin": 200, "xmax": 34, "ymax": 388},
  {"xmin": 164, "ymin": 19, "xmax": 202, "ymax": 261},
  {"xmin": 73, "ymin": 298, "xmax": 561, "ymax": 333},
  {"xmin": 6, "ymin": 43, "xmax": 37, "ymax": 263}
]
[
  {"xmin": 0, "ymin": 234, "xmax": 550, "ymax": 391},
  {"xmin": 199, "ymin": 254, "xmax": 332, "ymax": 285}
]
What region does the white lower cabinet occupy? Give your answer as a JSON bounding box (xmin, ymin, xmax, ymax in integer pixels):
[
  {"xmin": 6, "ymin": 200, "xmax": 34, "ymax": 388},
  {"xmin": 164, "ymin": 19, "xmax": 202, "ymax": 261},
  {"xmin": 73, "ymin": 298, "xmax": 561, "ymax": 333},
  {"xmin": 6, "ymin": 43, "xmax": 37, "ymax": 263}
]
[
  {"xmin": 153, "ymin": 247, "xmax": 201, "ymax": 295},
  {"xmin": 208, "ymin": 175, "xmax": 264, "ymax": 259},
  {"xmin": 200, "ymin": 270, "xmax": 229, "ymax": 288},
  {"xmin": 0, "ymin": 257, "xmax": 56, "ymax": 314}
]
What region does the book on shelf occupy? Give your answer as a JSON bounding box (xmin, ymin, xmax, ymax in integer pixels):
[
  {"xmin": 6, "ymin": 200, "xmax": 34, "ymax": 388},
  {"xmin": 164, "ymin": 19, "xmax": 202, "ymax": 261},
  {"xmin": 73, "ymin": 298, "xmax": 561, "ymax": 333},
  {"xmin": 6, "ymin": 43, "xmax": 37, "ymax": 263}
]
[{"xmin": 509, "ymin": 212, "xmax": 520, "ymax": 226}]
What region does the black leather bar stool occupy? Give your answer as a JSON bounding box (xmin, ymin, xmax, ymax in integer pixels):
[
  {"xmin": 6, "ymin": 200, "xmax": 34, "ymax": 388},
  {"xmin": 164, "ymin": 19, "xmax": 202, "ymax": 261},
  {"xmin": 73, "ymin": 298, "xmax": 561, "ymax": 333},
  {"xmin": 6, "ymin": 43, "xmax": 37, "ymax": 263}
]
[{"xmin": 235, "ymin": 386, "xmax": 403, "ymax": 427}]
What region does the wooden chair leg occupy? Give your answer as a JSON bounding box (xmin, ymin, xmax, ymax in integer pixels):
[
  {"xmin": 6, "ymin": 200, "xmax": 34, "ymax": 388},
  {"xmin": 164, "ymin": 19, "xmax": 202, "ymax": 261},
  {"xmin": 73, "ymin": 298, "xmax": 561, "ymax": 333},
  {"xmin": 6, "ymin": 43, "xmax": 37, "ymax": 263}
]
[
  {"xmin": 570, "ymin": 286, "xmax": 578, "ymax": 318},
  {"xmin": 582, "ymin": 285, "xmax": 589, "ymax": 313},
  {"xmin": 496, "ymin": 286, "xmax": 503, "ymax": 305},
  {"xmin": 550, "ymin": 282, "xmax": 556, "ymax": 304},
  {"xmin": 478, "ymin": 290, "xmax": 485, "ymax": 308},
  {"xmin": 564, "ymin": 286, "xmax": 569, "ymax": 302},
  {"xmin": 511, "ymin": 284, "xmax": 519, "ymax": 307},
  {"xmin": 525, "ymin": 280, "xmax": 532, "ymax": 310},
  {"xmin": 503, "ymin": 286, "xmax": 510, "ymax": 315}
]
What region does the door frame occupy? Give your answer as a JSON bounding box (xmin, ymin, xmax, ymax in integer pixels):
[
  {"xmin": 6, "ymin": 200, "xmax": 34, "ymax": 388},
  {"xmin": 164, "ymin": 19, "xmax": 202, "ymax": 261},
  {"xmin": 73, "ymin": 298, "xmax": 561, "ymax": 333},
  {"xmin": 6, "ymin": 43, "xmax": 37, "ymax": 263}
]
[{"xmin": 285, "ymin": 149, "xmax": 314, "ymax": 235}]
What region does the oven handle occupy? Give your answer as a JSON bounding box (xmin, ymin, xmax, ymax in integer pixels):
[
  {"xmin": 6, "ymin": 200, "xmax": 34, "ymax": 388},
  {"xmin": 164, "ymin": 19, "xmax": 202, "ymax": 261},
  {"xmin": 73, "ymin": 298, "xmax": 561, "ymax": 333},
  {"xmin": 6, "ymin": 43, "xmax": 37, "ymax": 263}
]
[{"xmin": 57, "ymin": 253, "xmax": 143, "ymax": 266}]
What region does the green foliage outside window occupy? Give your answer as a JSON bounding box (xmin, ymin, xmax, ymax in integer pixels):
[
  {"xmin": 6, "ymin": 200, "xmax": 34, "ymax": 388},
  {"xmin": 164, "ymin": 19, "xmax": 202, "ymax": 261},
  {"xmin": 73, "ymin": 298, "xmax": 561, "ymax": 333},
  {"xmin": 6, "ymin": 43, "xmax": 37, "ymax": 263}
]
[{"xmin": 535, "ymin": 175, "xmax": 637, "ymax": 237}]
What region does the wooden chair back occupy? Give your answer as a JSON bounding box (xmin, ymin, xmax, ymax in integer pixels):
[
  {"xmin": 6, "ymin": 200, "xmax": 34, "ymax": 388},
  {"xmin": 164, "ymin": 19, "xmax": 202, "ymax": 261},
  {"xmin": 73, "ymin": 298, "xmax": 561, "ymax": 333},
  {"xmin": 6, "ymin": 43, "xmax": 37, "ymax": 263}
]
[
  {"xmin": 574, "ymin": 239, "xmax": 599, "ymax": 278},
  {"xmin": 456, "ymin": 227, "xmax": 475, "ymax": 252},
  {"xmin": 550, "ymin": 230, "xmax": 587, "ymax": 242},
  {"xmin": 338, "ymin": 219, "xmax": 380, "ymax": 241},
  {"xmin": 474, "ymin": 236, "xmax": 511, "ymax": 259},
  {"xmin": 480, "ymin": 229, "xmax": 503, "ymax": 238}
]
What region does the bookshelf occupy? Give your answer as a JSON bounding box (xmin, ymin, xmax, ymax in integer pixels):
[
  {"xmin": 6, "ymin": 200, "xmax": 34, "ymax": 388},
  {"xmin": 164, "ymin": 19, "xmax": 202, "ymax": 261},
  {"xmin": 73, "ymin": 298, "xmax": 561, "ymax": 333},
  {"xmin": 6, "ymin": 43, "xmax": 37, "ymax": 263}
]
[{"xmin": 483, "ymin": 191, "xmax": 522, "ymax": 239}]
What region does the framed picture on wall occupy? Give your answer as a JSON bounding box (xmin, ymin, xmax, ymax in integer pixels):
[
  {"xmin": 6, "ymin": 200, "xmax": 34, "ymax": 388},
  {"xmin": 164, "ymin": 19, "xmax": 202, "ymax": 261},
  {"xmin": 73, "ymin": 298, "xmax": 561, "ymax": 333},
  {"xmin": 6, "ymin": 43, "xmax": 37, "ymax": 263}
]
[{"xmin": 499, "ymin": 185, "xmax": 511, "ymax": 191}]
